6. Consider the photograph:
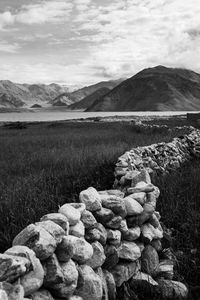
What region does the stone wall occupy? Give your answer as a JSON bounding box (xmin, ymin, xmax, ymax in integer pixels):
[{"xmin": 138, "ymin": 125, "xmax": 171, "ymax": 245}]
[{"xmin": 1, "ymin": 130, "xmax": 200, "ymax": 300}]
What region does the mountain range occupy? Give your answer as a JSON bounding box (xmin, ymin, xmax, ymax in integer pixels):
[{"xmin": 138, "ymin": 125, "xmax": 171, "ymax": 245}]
[
  {"xmin": 86, "ymin": 66, "xmax": 200, "ymax": 111},
  {"xmin": 1, "ymin": 66, "xmax": 200, "ymax": 111}
]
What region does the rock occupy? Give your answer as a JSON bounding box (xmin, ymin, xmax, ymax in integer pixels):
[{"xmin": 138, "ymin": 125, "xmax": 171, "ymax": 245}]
[
  {"xmin": 150, "ymin": 239, "xmax": 162, "ymax": 251},
  {"xmin": 127, "ymin": 182, "xmax": 155, "ymax": 194},
  {"xmin": 55, "ymin": 236, "xmax": 74, "ymax": 262},
  {"xmin": 141, "ymin": 223, "xmax": 163, "ymax": 243},
  {"xmin": 40, "ymin": 213, "xmax": 69, "ymax": 233},
  {"xmin": 119, "ymin": 219, "xmax": 129, "ymax": 236},
  {"xmin": 99, "ymin": 190, "xmax": 124, "ymax": 198},
  {"xmin": 61, "ymin": 235, "xmax": 93, "ymax": 264},
  {"xmin": 146, "ymin": 192, "xmax": 157, "ymax": 209},
  {"xmin": 103, "ymin": 245, "xmax": 119, "ymax": 270},
  {"xmin": 29, "ymin": 289, "xmax": 54, "ymax": 300},
  {"xmin": 105, "ymin": 216, "xmax": 122, "ymax": 229},
  {"xmin": 131, "ymin": 271, "xmax": 158, "ymax": 286},
  {"xmin": 149, "ymin": 213, "xmax": 160, "ymax": 228},
  {"xmin": 93, "ymin": 207, "xmax": 115, "ymax": 225},
  {"xmin": 58, "ymin": 204, "xmax": 81, "ymax": 225},
  {"xmin": 85, "ymin": 223, "xmax": 107, "ymax": 245},
  {"xmin": 43, "ymin": 254, "xmax": 64, "ymax": 287},
  {"xmin": 87, "ymin": 241, "xmax": 106, "ymax": 269},
  {"xmin": 95, "ymin": 267, "xmax": 108, "ymax": 300},
  {"xmin": 103, "ymin": 270, "xmax": 116, "ymax": 300},
  {"xmin": 157, "ymin": 279, "xmax": 188, "ymax": 299},
  {"xmin": 101, "ymin": 196, "xmax": 127, "ymax": 218},
  {"xmin": 157, "ymin": 259, "xmax": 174, "ymax": 280},
  {"xmin": 123, "ymin": 226, "xmax": 141, "ymax": 241},
  {"xmin": 79, "ymin": 187, "xmax": 102, "ymax": 212},
  {"xmin": 35, "ymin": 220, "xmax": 65, "ymax": 244},
  {"xmin": 123, "ymin": 197, "xmax": 143, "ymax": 216},
  {"xmin": 130, "ymin": 170, "xmax": 151, "ymax": 186},
  {"xmin": 0, "ymin": 253, "xmax": 31, "ymax": 282},
  {"xmin": 110, "ymin": 260, "xmax": 140, "ymax": 287},
  {"xmin": 68, "ymin": 297, "xmax": 83, "ymax": 300},
  {"xmin": 0, "ymin": 282, "xmax": 24, "ymax": 300},
  {"xmin": 106, "ymin": 229, "xmax": 121, "ymax": 246},
  {"xmin": 68, "ymin": 203, "xmax": 86, "ymax": 215},
  {"xmin": 12, "ymin": 224, "xmax": 57, "ymax": 261},
  {"xmin": 51, "ymin": 259, "xmax": 78, "ymax": 298},
  {"xmin": 81, "ymin": 210, "xmax": 97, "ymax": 229},
  {"xmin": 118, "ymin": 241, "xmax": 141, "ymax": 261},
  {"xmin": 5, "ymin": 246, "xmax": 44, "ymax": 296},
  {"xmin": 129, "ymin": 192, "xmax": 146, "ymax": 205},
  {"xmin": 69, "ymin": 221, "xmax": 85, "ymax": 238},
  {"xmin": 141, "ymin": 245, "xmax": 159, "ymax": 277},
  {"xmin": 75, "ymin": 265, "xmax": 102, "ymax": 300}
]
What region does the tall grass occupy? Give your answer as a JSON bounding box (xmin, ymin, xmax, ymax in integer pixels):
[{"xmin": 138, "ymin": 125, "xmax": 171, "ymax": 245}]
[{"xmin": 0, "ymin": 121, "xmax": 188, "ymax": 253}]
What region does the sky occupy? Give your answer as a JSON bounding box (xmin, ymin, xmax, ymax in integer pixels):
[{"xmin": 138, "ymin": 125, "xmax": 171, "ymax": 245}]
[{"xmin": 0, "ymin": 0, "xmax": 200, "ymax": 86}]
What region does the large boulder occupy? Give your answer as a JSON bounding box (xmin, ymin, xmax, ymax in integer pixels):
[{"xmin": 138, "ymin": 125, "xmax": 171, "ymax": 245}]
[
  {"xmin": 106, "ymin": 229, "xmax": 121, "ymax": 246},
  {"xmin": 118, "ymin": 241, "xmax": 141, "ymax": 261},
  {"xmin": 123, "ymin": 226, "xmax": 141, "ymax": 241},
  {"xmin": 40, "ymin": 213, "xmax": 69, "ymax": 233},
  {"xmin": 0, "ymin": 254, "xmax": 31, "ymax": 282},
  {"xmin": 69, "ymin": 221, "xmax": 85, "ymax": 238},
  {"xmin": 43, "ymin": 254, "xmax": 64, "ymax": 287},
  {"xmin": 81, "ymin": 210, "xmax": 97, "ymax": 229},
  {"xmin": 94, "ymin": 207, "xmax": 115, "ymax": 225},
  {"xmin": 12, "ymin": 224, "xmax": 57, "ymax": 260},
  {"xmin": 57, "ymin": 235, "xmax": 93, "ymax": 264},
  {"xmin": 103, "ymin": 245, "xmax": 119, "ymax": 270},
  {"xmin": 157, "ymin": 279, "xmax": 188, "ymax": 299},
  {"xmin": 59, "ymin": 204, "xmax": 81, "ymax": 225},
  {"xmin": 55, "ymin": 236, "xmax": 74, "ymax": 262},
  {"xmin": 123, "ymin": 196, "xmax": 143, "ymax": 216},
  {"xmin": 85, "ymin": 223, "xmax": 107, "ymax": 245},
  {"xmin": 75, "ymin": 265, "xmax": 103, "ymax": 300},
  {"xmin": 51, "ymin": 259, "xmax": 78, "ymax": 298},
  {"xmin": 0, "ymin": 282, "xmax": 24, "ymax": 300},
  {"xmin": 5, "ymin": 246, "xmax": 44, "ymax": 296},
  {"xmin": 68, "ymin": 203, "xmax": 86, "ymax": 215},
  {"xmin": 141, "ymin": 245, "xmax": 159, "ymax": 277},
  {"xmin": 79, "ymin": 187, "xmax": 102, "ymax": 212},
  {"xmin": 110, "ymin": 260, "xmax": 141, "ymax": 287},
  {"xmin": 101, "ymin": 195, "xmax": 127, "ymax": 218},
  {"xmin": 35, "ymin": 221, "xmax": 65, "ymax": 244},
  {"xmin": 87, "ymin": 241, "xmax": 106, "ymax": 269}
]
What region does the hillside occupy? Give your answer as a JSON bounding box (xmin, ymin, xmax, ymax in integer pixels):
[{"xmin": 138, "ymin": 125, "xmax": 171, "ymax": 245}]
[
  {"xmin": 51, "ymin": 79, "xmax": 123, "ymax": 106},
  {"xmin": 68, "ymin": 87, "xmax": 110, "ymax": 110},
  {"xmin": 0, "ymin": 80, "xmax": 70, "ymax": 108},
  {"xmin": 86, "ymin": 66, "xmax": 200, "ymax": 111}
]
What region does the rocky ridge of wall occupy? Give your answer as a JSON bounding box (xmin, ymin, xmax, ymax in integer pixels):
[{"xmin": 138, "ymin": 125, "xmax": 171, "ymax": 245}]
[{"xmin": 1, "ymin": 130, "xmax": 199, "ymax": 300}]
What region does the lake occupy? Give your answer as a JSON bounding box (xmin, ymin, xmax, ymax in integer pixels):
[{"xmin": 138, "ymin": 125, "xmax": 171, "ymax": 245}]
[{"xmin": 0, "ymin": 108, "xmax": 195, "ymax": 122}]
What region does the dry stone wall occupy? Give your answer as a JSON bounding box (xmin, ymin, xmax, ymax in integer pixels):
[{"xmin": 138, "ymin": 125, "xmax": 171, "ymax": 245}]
[{"xmin": 1, "ymin": 130, "xmax": 200, "ymax": 300}]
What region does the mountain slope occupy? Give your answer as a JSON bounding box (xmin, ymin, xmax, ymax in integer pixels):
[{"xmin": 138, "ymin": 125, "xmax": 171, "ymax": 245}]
[
  {"xmin": 68, "ymin": 87, "xmax": 110, "ymax": 110},
  {"xmin": 51, "ymin": 79, "xmax": 124, "ymax": 106},
  {"xmin": 0, "ymin": 81, "xmax": 70, "ymax": 108},
  {"xmin": 86, "ymin": 66, "xmax": 200, "ymax": 111}
]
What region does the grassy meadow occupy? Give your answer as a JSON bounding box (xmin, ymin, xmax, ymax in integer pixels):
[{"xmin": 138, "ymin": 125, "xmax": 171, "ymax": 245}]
[{"xmin": 0, "ymin": 118, "xmax": 199, "ymax": 295}]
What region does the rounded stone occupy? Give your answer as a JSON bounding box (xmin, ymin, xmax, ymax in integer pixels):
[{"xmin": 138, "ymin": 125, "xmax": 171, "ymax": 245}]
[{"xmin": 59, "ymin": 204, "xmax": 81, "ymax": 226}]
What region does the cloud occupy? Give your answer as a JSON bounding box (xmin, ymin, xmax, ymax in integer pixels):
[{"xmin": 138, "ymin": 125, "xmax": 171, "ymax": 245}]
[
  {"xmin": 0, "ymin": 41, "xmax": 20, "ymax": 53},
  {"xmin": 0, "ymin": 1, "xmax": 73, "ymax": 30}
]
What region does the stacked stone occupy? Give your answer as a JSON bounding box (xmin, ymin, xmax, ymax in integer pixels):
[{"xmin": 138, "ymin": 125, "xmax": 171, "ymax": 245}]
[
  {"xmin": 2, "ymin": 130, "xmax": 199, "ymax": 299},
  {"xmin": 114, "ymin": 129, "xmax": 200, "ymax": 188}
]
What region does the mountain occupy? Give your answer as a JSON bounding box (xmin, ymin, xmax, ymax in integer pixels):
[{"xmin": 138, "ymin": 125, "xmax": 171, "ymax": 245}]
[
  {"xmin": 86, "ymin": 66, "xmax": 200, "ymax": 111},
  {"xmin": 0, "ymin": 80, "xmax": 70, "ymax": 108},
  {"xmin": 51, "ymin": 79, "xmax": 124, "ymax": 107},
  {"xmin": 68, "ymin": 87, "xmax": 110, "ymax": 110}
]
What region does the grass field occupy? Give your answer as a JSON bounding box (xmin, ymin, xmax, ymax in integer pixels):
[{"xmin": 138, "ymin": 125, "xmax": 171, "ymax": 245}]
[{"xmin": 0, "ymin": 120, "xmax": 190, "ymax": 253}]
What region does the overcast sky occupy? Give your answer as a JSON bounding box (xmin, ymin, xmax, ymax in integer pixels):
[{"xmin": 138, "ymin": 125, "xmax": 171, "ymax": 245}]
[{"xmin": 0, "ymin": 0, "xmax": 200, "ymax": 85}]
